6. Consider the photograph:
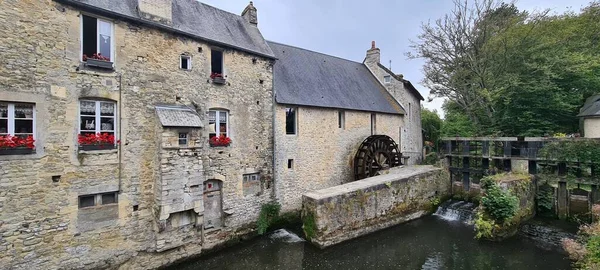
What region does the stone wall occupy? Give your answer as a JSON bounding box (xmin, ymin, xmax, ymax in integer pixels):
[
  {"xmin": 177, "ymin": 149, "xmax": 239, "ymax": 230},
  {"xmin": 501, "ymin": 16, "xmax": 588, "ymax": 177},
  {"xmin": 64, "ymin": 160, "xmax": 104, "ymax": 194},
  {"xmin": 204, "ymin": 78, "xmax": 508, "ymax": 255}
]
[
  {"xmin": 0, "ymin": 1, "xmax": 274, "ymax": 269},
  {"xmin": 364, "ymin": 53, "xmax": 423, "ymax": 164},
  {"xmin": 301, "ymin": 165, "xmax": 450, "ymax": 248},
  {"xmin": 274, "ymin": 105, "xmax": 403, "ymax": 212}
]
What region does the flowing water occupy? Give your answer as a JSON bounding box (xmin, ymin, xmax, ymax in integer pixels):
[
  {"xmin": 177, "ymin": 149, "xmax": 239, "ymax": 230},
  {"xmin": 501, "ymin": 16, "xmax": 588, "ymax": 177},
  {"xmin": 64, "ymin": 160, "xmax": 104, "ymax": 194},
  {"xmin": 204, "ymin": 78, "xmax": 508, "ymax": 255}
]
[{"xmin": 167, "ymin": 202, "xmax": 572, "ymax": 270}]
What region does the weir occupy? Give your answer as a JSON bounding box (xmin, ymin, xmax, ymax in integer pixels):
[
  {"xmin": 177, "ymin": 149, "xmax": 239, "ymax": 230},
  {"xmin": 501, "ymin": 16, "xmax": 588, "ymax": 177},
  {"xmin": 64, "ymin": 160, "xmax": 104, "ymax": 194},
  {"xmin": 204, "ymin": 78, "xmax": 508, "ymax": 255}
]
[{"xmin": 301, "ymin": 165, "xmax": 450, "ymax": 248}]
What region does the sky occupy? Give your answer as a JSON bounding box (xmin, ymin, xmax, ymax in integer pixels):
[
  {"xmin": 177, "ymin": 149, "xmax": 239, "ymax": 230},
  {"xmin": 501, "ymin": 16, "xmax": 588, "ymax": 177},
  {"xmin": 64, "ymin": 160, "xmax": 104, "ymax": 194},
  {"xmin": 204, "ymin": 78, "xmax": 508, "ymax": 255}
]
[{"xmin": 201, "ymin": 0, "xmax": 591, "ymax": 118}]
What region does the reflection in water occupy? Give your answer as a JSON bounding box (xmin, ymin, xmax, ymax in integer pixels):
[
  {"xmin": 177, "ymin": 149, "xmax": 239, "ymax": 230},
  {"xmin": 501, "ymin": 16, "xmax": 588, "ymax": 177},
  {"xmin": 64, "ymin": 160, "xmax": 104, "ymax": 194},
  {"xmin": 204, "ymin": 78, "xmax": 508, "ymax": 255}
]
[{"xmin": 168, "ymin": 216, "xmax": 572, "ymax": 270}]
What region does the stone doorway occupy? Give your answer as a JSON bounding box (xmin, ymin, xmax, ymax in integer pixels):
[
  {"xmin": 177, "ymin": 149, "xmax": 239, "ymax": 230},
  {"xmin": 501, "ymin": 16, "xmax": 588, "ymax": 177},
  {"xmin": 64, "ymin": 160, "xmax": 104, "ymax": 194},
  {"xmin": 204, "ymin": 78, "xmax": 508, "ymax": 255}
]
[{"xmin": 203, "ymin": 179, "xmax": 223, "ymax": 229}]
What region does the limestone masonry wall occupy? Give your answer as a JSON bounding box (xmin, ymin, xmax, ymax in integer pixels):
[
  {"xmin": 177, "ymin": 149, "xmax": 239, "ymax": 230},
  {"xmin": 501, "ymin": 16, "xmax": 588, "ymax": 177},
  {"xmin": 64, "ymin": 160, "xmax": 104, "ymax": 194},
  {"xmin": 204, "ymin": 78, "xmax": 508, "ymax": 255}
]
[
  {"xmin": 274, "ymin": 105, "xmax": 403, "ymax": 212},
  {"xmin": 0, "ymin": 1, "xmax": 273, "ymax": 269},
  {"xmin": 302, "ymin": 165, "xmax": 450, "ymax": 248}
]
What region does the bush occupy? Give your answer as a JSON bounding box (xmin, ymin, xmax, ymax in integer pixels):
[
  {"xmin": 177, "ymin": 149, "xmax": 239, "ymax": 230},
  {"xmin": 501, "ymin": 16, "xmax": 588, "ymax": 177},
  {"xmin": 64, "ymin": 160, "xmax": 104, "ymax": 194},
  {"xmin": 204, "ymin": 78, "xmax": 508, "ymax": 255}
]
[
  {"xmin": 474, "ymin": 212, "xmax": 495, "ymax": 239},
  {"xmin": 480, "ymin": 177, "xmax": 518, "ymax": 223},
  {"xmin": 257, "ymin": 202, "xmax": 281, "ymax": 235}
]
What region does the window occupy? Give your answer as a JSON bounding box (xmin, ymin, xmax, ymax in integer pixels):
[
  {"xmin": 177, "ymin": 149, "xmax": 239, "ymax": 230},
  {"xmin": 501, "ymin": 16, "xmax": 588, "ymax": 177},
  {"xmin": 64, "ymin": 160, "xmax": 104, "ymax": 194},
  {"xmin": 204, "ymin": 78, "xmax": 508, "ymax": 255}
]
[
  {"xmin": 408, "ymin": 103, "xmax": 411, "ymax": 121},
  {"xmin": 0, "ymin": 102, "xmax": 35, "ymax": 139},
  {"xmin": 371, "ymin": 113, "xmax": 376, "ymax": 135},
  {"xmin": 180, "ymin": 54, "xmax": 191, "ymax": 70},
  {"xmin": 81, "ymin": 14, "xmax": 114, "ymax": 62},
  {"xmin": 211, "ymin": 49, "xmax": 223, "ymax": 74},
  {"xmin": 209, "ymin": 110, "xmax": 228, "ymax": 138},
  {"xmin": 285, "ymin": 107, "xmax": 297, "ymax": 135},
  {"xmin": 338, "ymin": 110, "xmax": 345, "ymax": 129},
  {"xmin": 243, "ymin": 173, "xmax": 261, "ymax": 195},
  {"xmin": 384, "ymin": 75, "xmax": 391, "ymax": 84},
  {"xmin": 178, "ymin": 132, "xmax": 188, "ymax": 146},
  {"xmin": 78, "ymin": 192, "xmax": 118, "ymax": 208},
  {"xmin": 288, "ymin": 159, "xmax": 294, "ymax": 169},
  {"xmin": 79, "ymin": 100, "xmax": 116, "ymax": 138}
]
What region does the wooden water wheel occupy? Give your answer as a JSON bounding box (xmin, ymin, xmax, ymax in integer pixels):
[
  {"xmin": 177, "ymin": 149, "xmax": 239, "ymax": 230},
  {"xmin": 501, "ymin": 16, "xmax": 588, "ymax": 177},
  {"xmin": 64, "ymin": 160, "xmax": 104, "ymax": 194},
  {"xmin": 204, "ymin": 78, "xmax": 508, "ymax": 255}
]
[{"xmin": 354, "ymin": 135, "xmax": 402, "ymax": 180}]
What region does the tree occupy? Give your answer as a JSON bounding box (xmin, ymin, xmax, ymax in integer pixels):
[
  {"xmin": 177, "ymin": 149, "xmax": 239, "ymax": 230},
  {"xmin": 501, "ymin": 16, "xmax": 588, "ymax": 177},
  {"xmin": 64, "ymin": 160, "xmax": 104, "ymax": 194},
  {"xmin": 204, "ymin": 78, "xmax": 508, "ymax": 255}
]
[
  {"xmin": 440, "ymin": 100, "xmax": 477, "ymax": 137},
  {"xmin": 421, "ymin": 107, "xmax": 443, "ymax": 148}
]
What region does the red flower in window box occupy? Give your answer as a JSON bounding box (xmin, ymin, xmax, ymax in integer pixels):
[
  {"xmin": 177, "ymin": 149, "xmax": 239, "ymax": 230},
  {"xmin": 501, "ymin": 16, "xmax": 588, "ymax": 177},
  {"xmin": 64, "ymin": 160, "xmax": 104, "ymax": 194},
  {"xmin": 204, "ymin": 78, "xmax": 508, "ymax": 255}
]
[
  {"xmin": 78, "ymin": 133, "xmax": 120, "ymax": 150},
  {"xmin": 82, "ymin": 53, "xmax": 110, "ymax": 62},
  {"xmin": 0, "ymin": 135, "xmax": 35, "ymax": 149},
  {"xmin": 210, "ymin": 72, "xmax": 224, "ymax": 79},
  {"xmin": 209, "ymin": 135, "xmax": 231, "ymax": 147}
]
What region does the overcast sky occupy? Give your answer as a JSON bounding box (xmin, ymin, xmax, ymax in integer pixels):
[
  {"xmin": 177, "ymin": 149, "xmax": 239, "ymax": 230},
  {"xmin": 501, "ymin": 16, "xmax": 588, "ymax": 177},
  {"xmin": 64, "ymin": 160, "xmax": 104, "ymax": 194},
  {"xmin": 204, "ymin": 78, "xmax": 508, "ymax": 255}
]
[{"xmin": 202, "ymin": 0, "xmax": 591, "ymax": 117}]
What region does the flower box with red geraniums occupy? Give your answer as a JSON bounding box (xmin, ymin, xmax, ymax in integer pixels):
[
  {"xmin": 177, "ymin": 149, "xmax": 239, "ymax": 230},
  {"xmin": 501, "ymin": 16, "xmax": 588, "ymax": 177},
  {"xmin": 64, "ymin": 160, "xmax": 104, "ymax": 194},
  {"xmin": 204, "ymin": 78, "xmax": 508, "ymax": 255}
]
[
  {"xmin": 0, "ymin": 135, "xmax": 35, "ymax": 155},
  {"xmin": 82, "ymin": 53, "xmax": 114, "ymax": 70},
  {"xmin": 210, "ymin": 73, "xmax": 227, "ymax": 85},
  {"xmin": 78, "ymin": 133, "xmax": 120, "ymax": 151},
  {"xmin": 209, "ymin": 135, "xmax": 231, "ymax": 147}
]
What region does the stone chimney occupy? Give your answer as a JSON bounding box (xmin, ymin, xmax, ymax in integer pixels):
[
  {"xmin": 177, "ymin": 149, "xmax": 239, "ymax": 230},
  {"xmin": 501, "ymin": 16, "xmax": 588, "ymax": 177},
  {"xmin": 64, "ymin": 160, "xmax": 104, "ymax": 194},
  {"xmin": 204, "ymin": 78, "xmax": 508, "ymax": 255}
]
[
  {"xmin": 138, "ymin": 0, "xmax": 172, "ymax": 24},
  {"xmin": 241, "ymin": 1, "xmax": 258, "ymax": 26},
  {"xmin": 365, "ymin": 41, "xmax": 380, "ymax": 66}
]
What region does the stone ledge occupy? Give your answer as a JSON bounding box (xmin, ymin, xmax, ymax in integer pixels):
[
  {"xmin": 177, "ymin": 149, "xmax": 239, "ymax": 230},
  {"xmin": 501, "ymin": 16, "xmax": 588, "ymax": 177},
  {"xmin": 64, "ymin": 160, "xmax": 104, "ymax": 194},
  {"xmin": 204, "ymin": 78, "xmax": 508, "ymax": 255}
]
[{"xmin": 78, "ymin": 149, "xmax": 119, "ymax": 155}]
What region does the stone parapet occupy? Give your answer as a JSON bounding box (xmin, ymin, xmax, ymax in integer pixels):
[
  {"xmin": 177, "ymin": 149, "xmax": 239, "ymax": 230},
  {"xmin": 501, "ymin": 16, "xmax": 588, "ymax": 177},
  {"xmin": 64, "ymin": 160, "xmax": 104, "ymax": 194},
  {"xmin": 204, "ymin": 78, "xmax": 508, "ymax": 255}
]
[{"xmin": 301, "ymin": 165, "xmax": 450, "ymax": 248}]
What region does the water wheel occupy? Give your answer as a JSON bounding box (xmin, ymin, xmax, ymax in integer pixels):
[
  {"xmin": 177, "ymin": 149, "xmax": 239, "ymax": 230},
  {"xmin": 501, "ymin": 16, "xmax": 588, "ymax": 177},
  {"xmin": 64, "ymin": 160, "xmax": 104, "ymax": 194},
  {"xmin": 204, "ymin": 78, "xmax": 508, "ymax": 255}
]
[{"xmin": 354, "ymin": 135, "xmax": 402, "ymax": 180}]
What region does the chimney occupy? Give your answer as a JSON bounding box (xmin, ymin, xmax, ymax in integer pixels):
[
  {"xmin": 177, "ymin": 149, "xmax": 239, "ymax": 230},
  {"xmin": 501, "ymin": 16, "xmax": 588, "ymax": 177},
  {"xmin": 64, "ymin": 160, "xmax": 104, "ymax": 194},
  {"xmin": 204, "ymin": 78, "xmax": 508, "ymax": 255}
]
[
  {"xmin": 138, "ymin": 0, "xmax": 172, "ymax": 24},
  {"xmin": 365, "ymin": 41, "xmax": 380, "ymax": 66},
  {"xmin": 241, "ymin": 1, "xmax": 258, "ymax": 26}
]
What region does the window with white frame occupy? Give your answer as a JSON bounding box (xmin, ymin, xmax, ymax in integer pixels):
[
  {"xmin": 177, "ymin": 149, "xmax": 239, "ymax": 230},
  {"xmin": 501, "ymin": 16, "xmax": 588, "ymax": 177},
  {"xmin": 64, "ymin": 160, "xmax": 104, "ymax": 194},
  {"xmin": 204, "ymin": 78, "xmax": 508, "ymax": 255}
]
[
  {"xmin": 178, "ymin": 132, "xmax": 189, "ymax": 146},
  {"xmin": 81, "ymin": 14, "xmax": 114, "ymax": 62},
  {"xmin": 0, "ymin": 102, "xmax": 35, "ymax": 138},
  {"xmin": 384, "ymin": 75, "xmax": 391, "ymax": 84},
  {"xmin": 180, "ymin": 54, "xmax": 191, "ymax": 70},
  {"xmin": 78, "ymin": 192, "xmax": 118, "ymax": 208},
  {"xmin": 208, "ymin": 110, "xmax": 228, "ymax": 138},
  {"xmin": 79, "ymin": 100, "xmax": 116, "ymax": 138}
]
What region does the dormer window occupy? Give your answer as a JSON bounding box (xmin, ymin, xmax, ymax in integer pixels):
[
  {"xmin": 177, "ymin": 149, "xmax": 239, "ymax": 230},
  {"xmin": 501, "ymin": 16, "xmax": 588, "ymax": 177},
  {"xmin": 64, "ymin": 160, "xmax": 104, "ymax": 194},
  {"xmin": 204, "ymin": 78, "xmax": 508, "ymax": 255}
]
[
  {"xmin": 81, "ymin": 14, "xmax": 114, "ymax": 68},
  {"xmin": 384, "ymin": 75, "xmax": 391, "ymax": 84}
]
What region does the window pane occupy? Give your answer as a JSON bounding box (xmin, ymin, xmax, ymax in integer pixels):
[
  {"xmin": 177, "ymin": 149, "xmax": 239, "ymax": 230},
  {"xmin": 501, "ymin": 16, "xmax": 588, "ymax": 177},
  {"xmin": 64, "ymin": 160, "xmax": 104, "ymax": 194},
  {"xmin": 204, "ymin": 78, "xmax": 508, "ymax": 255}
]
[
  {"xmin": 208, "ymin": 111, "xmax": 216, "ymax": 123},
  {"xmin": 219, "ymin": 122, "xmax": 227, "ymax": 136},
  {"xmin": 286, "ymin": 108, "xmax": 296, "ymax": 135},
  {"xmin": 14, "ymin": 104, "xmax": 33, "ymax": 119},
  {"xmin": 81, "ymin": 116, "xmax": 96, "ymax": 131},
  {"xmin": 15, "ymin": 120, "xmax": 33, "ymax": 134},
  {"xmin": 0, "ymin": 103, "xmax": 7, "ymax": 118},
  {"xmin": 219, "ymin": 112, "xmax": 227, "ymax": 123},
  {"xmin": 100, "ymin": 102, "xmax": 114, "ymax": 116},
  {"xmin": 178, "ymin": 133, "xmax": 188, "ymax": 145},
  {"xmin": 98, "ymin": 20, "xmax": 112, "ymax": 61},
  {"xmin": 82, "ymin": 15, "xmax": 97, "ymax": 60},
  {"xmin": 80, "ymin": 101, "xmax": 96, "ymax": 115},
  {"xmin": 101, "ymin": 193, "xmax": 117, "ymax": 205},
  {"xmin": 0, "ymin": 119, "xmax": 6, "ymax": 134},
  {"xmin": 79, "ymin": 195, "xmax": 96, "ymax": 208},
  {"xmin": 100, "ymin": 117, "xmax": 114, "ymax": 131}
]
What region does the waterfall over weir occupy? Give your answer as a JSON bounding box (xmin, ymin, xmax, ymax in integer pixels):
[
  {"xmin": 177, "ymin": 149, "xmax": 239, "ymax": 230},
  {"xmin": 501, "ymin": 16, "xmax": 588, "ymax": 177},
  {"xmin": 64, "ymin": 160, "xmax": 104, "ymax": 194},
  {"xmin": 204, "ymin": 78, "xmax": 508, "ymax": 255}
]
[{"xmin": 433, "ymin": 200, "xmax": 476, "ymax": 223}]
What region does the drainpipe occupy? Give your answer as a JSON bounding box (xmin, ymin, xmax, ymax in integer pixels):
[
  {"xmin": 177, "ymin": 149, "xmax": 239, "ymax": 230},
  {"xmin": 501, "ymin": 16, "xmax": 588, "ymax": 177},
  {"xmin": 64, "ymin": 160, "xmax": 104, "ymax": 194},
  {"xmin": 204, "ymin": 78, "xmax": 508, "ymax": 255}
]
[
  {"xmin": 270, "ymin": 60, "xmax": 277, "ymax": 203},
  {"xmin": 118, "ymin": 73, "xmax": 123, "ymax": 192}
]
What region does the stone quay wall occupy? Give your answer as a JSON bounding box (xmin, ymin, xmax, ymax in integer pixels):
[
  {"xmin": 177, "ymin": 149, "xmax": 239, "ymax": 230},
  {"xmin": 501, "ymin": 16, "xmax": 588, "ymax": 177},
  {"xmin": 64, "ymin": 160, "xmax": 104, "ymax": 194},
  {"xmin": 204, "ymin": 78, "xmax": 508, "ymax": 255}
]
[{"xmin": 301, "ymin": 165, "xmax": 450, "ymax": 248}]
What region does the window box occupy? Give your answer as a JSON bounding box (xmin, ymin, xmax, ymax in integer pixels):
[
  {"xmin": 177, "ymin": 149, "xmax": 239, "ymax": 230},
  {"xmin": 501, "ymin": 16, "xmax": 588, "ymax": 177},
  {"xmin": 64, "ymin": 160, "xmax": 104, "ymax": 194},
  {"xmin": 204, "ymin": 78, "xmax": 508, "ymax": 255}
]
[
  {"xmin": 79, "ymin": 144, "xmax": 117, "ymax": 151},
  {"xmin": 209, "ymin": 135, "xmax": 231, "ymax": 147},
  {"xmin": 212, "ymin": 77, "xmax": 226, "ymax": 85},
  {"xmin": 0, "ymin": 147, "xmax": 34, "ymax": 156},
  {"xmin": 85, "ymin": 58, "xmax": 114, "ymax": 70}
]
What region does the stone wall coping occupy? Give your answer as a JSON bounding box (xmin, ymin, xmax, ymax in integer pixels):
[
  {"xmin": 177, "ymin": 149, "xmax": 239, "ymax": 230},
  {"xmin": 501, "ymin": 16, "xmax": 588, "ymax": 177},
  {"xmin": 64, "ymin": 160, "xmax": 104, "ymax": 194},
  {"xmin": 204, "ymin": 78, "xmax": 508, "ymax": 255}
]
[{"xmin": 303, "ymin": 165, "xmax": 440, "ymax": 200}]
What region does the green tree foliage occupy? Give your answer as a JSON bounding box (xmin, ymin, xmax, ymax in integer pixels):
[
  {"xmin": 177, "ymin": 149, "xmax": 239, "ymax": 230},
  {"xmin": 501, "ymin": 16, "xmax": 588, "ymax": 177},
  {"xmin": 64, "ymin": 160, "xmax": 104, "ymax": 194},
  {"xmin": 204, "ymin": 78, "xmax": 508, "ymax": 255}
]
[
  {"xmin": 412, "ymin": 1, "xmax": 600, "ymax": 136},
  {"xmin": 421, "ymin": 107, "xmax": 443, "ymax": 145},
  {"xmin": 440, "ymin": 100, "xmax": 477, "ymax": 137},
  {"xmin": 480, "ymin": 176, "xmax": 518, "ymax": 223}
]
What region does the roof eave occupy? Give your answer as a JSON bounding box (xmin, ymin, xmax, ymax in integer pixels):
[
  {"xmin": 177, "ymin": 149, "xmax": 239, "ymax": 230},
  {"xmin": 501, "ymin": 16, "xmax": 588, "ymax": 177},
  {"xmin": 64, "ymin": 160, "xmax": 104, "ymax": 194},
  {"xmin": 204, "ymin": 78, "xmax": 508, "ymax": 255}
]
[
  {"xmin": 275, "ymin": 101, "xmax": 404, "ymax": 116},
  {"xmin": 55, "ymin": 0, "xmax": 276, "ymax": 60}
]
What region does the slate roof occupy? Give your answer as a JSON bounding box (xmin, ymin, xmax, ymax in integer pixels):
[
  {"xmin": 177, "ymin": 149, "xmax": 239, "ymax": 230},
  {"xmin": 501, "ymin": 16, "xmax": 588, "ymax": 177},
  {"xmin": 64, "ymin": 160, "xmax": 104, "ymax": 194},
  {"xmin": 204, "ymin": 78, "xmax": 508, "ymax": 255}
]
[
  {"xmin": 56, "ymin": 0, "xmax": 275, "ymax": 58},
  {"xmin": 578, "ymin": 94, "xmax": 600, "ymax": 117},
  {"xmin": 267, "ymin": 41, "xmax": 404, "ymax": 115},
  {"xmin": 155, "ymin": 105, "xmax": 204, "ymax": 127},
  {"xmin": 377, "ymin": 63, "xmax": 425, "ymax": 101}
]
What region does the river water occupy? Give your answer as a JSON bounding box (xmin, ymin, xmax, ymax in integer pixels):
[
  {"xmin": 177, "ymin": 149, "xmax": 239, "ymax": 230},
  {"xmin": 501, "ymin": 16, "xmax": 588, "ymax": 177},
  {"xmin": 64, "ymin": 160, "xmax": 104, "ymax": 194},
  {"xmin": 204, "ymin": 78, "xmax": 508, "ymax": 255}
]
[{"xmin": 167, "ymin": 215, "xmax": 572, "ymax": 270}]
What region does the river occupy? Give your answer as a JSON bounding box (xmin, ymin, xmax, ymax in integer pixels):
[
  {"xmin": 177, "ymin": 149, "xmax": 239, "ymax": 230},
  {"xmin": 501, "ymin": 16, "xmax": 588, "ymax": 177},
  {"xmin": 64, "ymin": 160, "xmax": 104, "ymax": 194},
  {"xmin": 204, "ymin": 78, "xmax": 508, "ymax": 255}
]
[{"xmin": 166, "ymin": 215, "xmax": 572, "ymax": 270}]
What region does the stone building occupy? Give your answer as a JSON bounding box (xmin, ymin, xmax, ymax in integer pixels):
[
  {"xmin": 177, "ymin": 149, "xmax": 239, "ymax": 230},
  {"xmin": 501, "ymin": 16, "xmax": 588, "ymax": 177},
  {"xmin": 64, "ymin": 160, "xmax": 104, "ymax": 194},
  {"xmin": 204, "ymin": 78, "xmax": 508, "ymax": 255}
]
[
  {"xmin": 269, "ymin": 41, "xmax": 423, "ymax": 212},
  {"xmin": 578, "ymin": 94, "xmax": 600, "ymax": 138},
  {"xmin": 0, "ymin": 0, "xmax": 275, "ymax": 269},
  {"xmin": 0, "ymin": 0, "xmax": 424, "ymax": 269}
]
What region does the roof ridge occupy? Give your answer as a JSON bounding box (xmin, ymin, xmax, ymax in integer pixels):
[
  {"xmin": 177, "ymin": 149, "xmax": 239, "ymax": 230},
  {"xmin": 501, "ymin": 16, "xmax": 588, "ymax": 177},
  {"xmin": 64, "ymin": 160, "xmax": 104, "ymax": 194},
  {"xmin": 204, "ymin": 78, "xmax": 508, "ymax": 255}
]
[{"xmin": 267, "ymin": 40, "xmax": 363, "ymax": 65}]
